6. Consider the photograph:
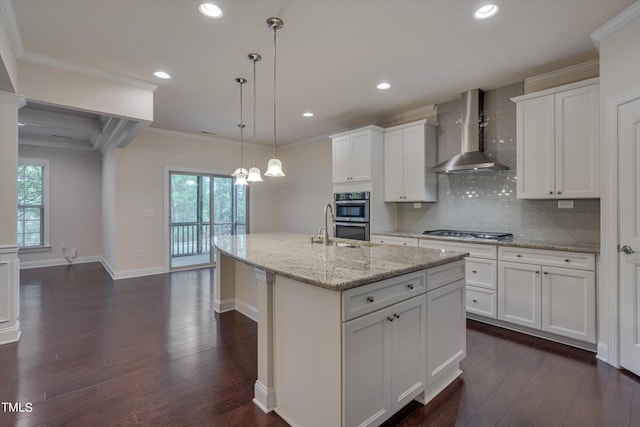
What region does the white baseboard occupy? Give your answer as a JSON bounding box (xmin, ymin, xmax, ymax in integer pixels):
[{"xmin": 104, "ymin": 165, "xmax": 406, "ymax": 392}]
[
  {"xmin": 19, "ymin": 256, "xmax": 101, "ymax": 270},
  {"xmin": 213, "ymin": 298, "xmax": 235, "ymax": 314},
  {"xmin": 112, "ymin": 266, "xmax": 166, "ymax": 280},
  {"xmin": 235, "ymin": 299, "xmax": 258, "ymax": 322},
  {"xmin": 0, "ymin": 320, "xmax": 21, "ymax": 345},
  {"xmin": 100, "ymin": 256, "xmax": 116, "ymax": 279},
  {"xmin": 596, "ymin": 342, "xmax": 609, "ymax": 364},
  {"xmin": 253, "ymin": 381, "xmax": 276, "ymax": 413}
]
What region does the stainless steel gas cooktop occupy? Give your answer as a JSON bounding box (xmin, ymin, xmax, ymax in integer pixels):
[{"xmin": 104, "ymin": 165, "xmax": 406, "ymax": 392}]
[{"xmin": 423, "ymin": 229, "xmax": 514, "ymax": 241}]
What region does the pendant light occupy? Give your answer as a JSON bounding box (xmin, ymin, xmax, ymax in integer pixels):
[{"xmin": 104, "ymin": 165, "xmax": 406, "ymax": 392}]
[
  {"xmin": 234, "ymin": 77, "xmax": 248, "ymax": 186},
  {"xmin": 263, "ymin": 17, "xmax": 285, "ymax": 177},
  {"xmin": 247, "ymin": 53, "xmax": 263, "ymax": 183}
]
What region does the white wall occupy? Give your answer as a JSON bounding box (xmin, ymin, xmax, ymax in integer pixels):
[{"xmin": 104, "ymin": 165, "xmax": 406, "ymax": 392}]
[
  {"xmin": 596, "ymin": 9, "xmax": 640, "ymax": 364},
  {"xmin": 110, "ymin": 127, "xmax": 279, "ymax": 277},
  {"xmin": 18, "ymin": 146, "xmax": 102, "ymax": 268},
  {"xmin": 277, "ymin": 138, "xmax": 333, "ymax": 234}
]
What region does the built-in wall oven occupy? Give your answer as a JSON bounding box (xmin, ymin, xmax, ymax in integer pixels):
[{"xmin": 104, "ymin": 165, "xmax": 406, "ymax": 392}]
[{"xmin": 334, "ymin": 192, "xmax": 370, "ymax": 241}]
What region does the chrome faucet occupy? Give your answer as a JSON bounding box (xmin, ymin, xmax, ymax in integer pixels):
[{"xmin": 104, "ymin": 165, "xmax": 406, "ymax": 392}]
[{"xmin": 321, "ymin": 203, "xmax": 335, "ymax": 245}]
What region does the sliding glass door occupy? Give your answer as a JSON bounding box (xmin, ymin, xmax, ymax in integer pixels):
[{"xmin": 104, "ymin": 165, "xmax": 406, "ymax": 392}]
[{"xmin": 170, "ymin": 172, "xmax": 246, "ymax": 269}]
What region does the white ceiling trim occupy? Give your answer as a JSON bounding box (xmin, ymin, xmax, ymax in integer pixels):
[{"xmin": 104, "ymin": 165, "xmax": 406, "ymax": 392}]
[
  {"xmin": 591, "ymin": 0, "xmax": 640, "ymax": 50},
  {"xmin": 0, "ymin": 0, "xmax": 23, "ymax": 56}
]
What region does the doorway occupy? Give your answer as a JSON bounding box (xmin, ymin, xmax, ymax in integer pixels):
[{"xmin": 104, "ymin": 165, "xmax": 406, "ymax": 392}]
[{"xmin": 169, "ymin": 172, "xmax": 247, "ymax": 270}]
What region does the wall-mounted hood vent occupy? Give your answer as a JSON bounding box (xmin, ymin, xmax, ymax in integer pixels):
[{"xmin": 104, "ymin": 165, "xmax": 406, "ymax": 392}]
[{"xmin": 432, "ymin": 89, "xmax": 508, "ymax": 174}]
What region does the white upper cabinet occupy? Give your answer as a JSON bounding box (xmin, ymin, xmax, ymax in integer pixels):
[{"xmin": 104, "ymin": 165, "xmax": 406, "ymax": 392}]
[
  {"xmin": 512, "ymin": 78, "xmax": 599, "ymax": 199},
  {"xmin": 383, "ymin": 119, "xmax": 438, "ymax": 202},
  {"xmin": 331, "ymin": 126, "xmax": 382, "ymax": 184}
]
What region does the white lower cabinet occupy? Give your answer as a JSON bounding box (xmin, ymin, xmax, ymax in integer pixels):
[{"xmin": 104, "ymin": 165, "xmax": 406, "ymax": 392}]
[
  {"xmin": 344, "ymin": 295, "xmax": 426, "ymax": 427},
  {"xmin": 498, "ymin": 247, "xmax": 596, "ymax": 344},
  {"xmin": 370, "ymin": 234, "xmax": 419, "ymax": 247}
]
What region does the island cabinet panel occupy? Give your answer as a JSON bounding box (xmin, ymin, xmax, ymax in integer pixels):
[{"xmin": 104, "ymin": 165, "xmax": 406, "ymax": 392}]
[
  {"xmin": 344, "ymin": 294, "xmax": 426, "ymax": 427},
  {"xmin": 426, "ymin": 278, "xmax": 466, "ymax": 387}
]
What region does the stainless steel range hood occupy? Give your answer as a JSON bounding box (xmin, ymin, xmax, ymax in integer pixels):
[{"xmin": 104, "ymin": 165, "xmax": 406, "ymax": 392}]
[{"xmin": 432, "ymin": 89, "xmax": 508, "ymax": 174}]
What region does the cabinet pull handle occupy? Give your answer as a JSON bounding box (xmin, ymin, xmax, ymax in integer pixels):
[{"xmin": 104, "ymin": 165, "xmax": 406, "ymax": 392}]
[
  {"xmin": 564, "ymin": 258, "xmax": 570, "ymax": 263},
  {"xmin": 548, "ymin": 191, "xmax": 554, "ymax": 195},
  {"xmin": 516, "ymin": 254, "xmax": 522, "ymax": 258},
  {"xmin": 387, "ymin": 316, "xmax": 394, "ymax": 322},
  {"xmin": 407, "ymin": 284, "xmax": 414, "ymax": 290},
  {"xmin": 557, "ymin": 191, "xmax": 562, "ymax": 195},
  {"xmin": 543, "ymin": 271, "xmax": 549, "ymax": 275},
  {"xmin": 366, "ymin": 296, "xmax": 374, "ymax": 303},
  {"xmin": 535, "ymin": 270, "xmax": 540, "ymax": 274},
  {"xmin": 472, "ymin": 270, "xmax": 477, "ymax": 274},
  {"xmin": 394, "ymin": 313, "xmax": 400, "ymax": 319}
]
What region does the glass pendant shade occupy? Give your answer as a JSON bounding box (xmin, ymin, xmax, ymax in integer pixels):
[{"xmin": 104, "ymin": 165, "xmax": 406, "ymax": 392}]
[
  {"xmin": 264, "ymin": 158, "xmax": 285, "ymax": 177},
  {"xmin": 234, "ymin": 171, "xmax": 248, "ymax": 186},
  {"xmin": 232, "ymin": 167, "xmax": 248, "ymax": 177},
  {"xmin": 247, "ymin": 166, "xmax": 263, "ymax": 182}
]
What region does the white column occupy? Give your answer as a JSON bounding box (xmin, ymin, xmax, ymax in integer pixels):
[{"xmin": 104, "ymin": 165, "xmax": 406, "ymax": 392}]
[
  {"xmin": 253, "ymin": 268, "xmax": 276, "ymax": 413},
  {"xmin": 0, "ymin": 92, "xmax": 25, "ymax": 345},
  {"xmin": 212, "ymin": 248, "xmax": 236, "ymax": 313}
]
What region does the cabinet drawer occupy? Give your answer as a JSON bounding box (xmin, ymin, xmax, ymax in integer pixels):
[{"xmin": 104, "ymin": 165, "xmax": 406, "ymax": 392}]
[
  {"xmin": 343, "ymin": 270, "xmax": 426, "ymax": 321},
  {"xmin": 498, "ymin": 246, "xmax": 595, "ymax": 271},
  {"xmin": 426, "ymin": 260, "xmax": 465, "ymax": 291},
  {"xmin": 466, "ymin": 286, "xmax": 497, "ymax": 318},
  {"xmin": 419, "ymin": 239, "xmax": 497, "ymax": 259},
  {"xmin": 371, "ymin": 235, "xmax": 419, "ymax": 247},
  {"xmin": 466, "ymin": 258, "xmax": 497, "ymax": 289}
]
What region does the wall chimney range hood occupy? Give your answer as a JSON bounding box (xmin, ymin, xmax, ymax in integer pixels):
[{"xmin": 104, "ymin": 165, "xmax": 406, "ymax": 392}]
[{"xmin": 432, "ymin": 89, "xmax": 508, "ymax": 174}]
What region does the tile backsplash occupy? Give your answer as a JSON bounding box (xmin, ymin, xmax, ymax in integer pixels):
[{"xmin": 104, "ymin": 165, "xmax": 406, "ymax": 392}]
[{"xmin": 396, "ymin": 82, "xmax": 600, "ymax": 244}]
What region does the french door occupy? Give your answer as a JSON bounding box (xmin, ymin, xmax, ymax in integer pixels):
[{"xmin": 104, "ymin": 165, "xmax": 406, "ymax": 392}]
[{"xmin": 169, "ymin": 172, "xmax": 247, "ymax": 269}]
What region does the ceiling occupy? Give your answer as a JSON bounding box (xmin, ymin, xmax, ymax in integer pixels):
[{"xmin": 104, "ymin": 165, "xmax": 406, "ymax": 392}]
[{"xmin": 6, "ymin": 0, "xmax": 636, "ymax": 148}]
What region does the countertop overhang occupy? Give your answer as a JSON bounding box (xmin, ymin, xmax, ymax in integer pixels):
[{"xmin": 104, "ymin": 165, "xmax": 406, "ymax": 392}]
[
  {"xmin": 213, "ymin": 232, "xmax": 467, "ymax": 291},
  {"xmin": 373, "ymin": 231, "xmax": 600, "ymax": 254}
]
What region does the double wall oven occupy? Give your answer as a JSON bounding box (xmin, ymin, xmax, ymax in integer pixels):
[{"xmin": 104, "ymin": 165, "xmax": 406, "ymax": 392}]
[{"xmin": 334, "ymin": 192, "xmax": 370, "ymax": 241}]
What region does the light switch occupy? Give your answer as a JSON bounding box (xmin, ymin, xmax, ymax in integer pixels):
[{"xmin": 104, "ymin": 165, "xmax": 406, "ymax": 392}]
[{"xmin": 558, "ymin": 200, "xmax": 574, "ymax": 209}]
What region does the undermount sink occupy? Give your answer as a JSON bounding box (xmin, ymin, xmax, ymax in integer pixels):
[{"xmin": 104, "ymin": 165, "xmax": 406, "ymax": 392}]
[{"xmin": 334, "ymin": 242, "xmax": 361, "ymax": 248}]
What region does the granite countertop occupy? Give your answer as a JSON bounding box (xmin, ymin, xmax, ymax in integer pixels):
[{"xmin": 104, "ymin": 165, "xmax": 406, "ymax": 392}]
[
  {"xmin": 373, "ymin": 231, "xmax": 600, "ymax": 254},
  {"xmin": 212, "ymin": 232, "xmax": 466, "ymax": 291}
]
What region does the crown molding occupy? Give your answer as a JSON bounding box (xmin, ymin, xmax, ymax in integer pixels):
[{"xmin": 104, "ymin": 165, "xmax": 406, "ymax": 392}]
[
  {"xmin": 0, "ymin": 0, "xmax": 24, "ymax": 56},
  {"xmin": 591, "ymin": 1, "xmax": 640, "ymax": 51},
  {"xmin": 0, "ymin": 91, "xmax": 25, "ymax": 107},
  {"xmin": 19, "ymin": 51, "xmax": 158, "ymax": 92}
]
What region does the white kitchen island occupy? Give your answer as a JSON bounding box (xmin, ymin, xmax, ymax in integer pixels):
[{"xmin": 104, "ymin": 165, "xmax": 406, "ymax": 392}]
[{"xmin": 213, "ymin": 232, "xmax": 467, "ymax": 427}]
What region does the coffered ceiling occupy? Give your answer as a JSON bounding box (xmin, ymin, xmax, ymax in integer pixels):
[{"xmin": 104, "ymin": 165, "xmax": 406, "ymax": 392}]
[{"xmin": 4, "ymin": 0, "xmax": 636, "ymax": 148}]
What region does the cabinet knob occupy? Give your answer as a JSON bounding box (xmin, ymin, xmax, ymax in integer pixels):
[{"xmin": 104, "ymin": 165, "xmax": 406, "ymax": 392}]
[
  {"xmin": 543, "ymin": 271, "xmax": 549, "ymax": 275},
  {"xmin": 557, "ymin": 191, "xmax": 562, "ymax": 195},
  {"xmin": 516, "ymin": 254, "xmax": 522, "ymax": 258},
  {"xmin": 472, "ymin": 270, "xmax": 477, "ymax": 274},
  {"xmin": 548, "ymin": 191, "xmax": 554, "ymax": 195},
  {"xmin": 535, "ymin": 270, "xmax": 540, "ymax": 274},
  {"xmin": 366, "ymin": 296, "xmax": 374, "ymax": 303},
  {"xmin": 564, "ymin": 258, "xmax": 570, "ymax": 263},
  {"xmin": 387, "ymin": 316, "xmax": 394, "ymax": 322},
  {"xmin": 472, "ymin": 299, "xmax": 478, "ymax": 303},
  {"xmin": 393, "ymin": 313, "xmax": 400, "ymax": 319},
  {"xmin": 407, "ymin": 284, "xmax": 414, "ymax": 290}
]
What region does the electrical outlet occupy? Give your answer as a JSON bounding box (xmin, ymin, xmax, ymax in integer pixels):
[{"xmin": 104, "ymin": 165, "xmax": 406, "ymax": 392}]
[
  {"xmin": 59, "ymin": 242, "xmax": 66, "ymax": 250},
  {"xmin": 558, "ymin": 200, "xmax": 574, "ymax": 209},
  {"xmin": 413, "ymin": 203, "xmax": 422, "ymax": 209},
  {"xmin": 137, "ymin": 249, "xmax": 143, "ymax": 258}
]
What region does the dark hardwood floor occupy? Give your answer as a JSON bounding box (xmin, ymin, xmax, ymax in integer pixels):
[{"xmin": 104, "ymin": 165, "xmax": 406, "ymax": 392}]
[{"xmin": 0, "ymin": 263, "xmax": 638, "ymax": 426}]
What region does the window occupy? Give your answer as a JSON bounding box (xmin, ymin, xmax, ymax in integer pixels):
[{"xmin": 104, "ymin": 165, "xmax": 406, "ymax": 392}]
[{"xmin": 17, "ymin": 158, "xmax": 50, "ymax": 248}]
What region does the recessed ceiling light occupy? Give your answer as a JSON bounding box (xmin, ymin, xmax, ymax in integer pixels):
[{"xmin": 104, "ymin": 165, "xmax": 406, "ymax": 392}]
[
  {"xmin": 377, "ymin": 82, "xmax": 391, "ymax": 90},
  {"xmin": 199, "ymin": 3, "xmax": 223, "ymax": 19},
  {"xmin": 303, "ymin": 112, "xmax": 314, "ymax": 117},
  {"xmin": 474, "ymin": 4, "xmax": 499, "ymax": 20},
  {"xmin": 154, "ymin": 71, "xmax": 171, "ymax": 79}
]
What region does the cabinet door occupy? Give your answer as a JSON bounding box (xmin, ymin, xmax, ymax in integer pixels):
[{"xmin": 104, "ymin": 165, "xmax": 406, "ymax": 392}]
[
  {"xmin": 541, "ymin": 266, "xmax": 596, "ymax": 343},
  {"xmin": 498, "ymin": 261, "xmax": 542, "ymax": 329},
  {"xmin": 426, "ymin": 279, "xmax": 466, "ymax": 386},
  {"xmin": 332, "ymin": 135, "xmax": 352, "ymax": 183},
  {"xmin": 344, "ymin": 307, "xmax": 391, "ymax": 427},
  {"xmin": 384, "ymin": 129, "xmax": 405, "ymax": 201},
  {"xmin": 389, "ymin": 295, "xmax": 426, "ymax": 412},
  {"xmin": 516, "ymin": 95, "xmax": 556, "ymax": 199},
  {"xmin": 555, "ymin": 84, "xmax": 599, "ymax": 198},
  {"xmin": 402, "ymin": 125, "xmax": 426, "ymax": 201},
  {"xmin": 351, "ymin": 131, "xmax": 372, "ymax": 182}
]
